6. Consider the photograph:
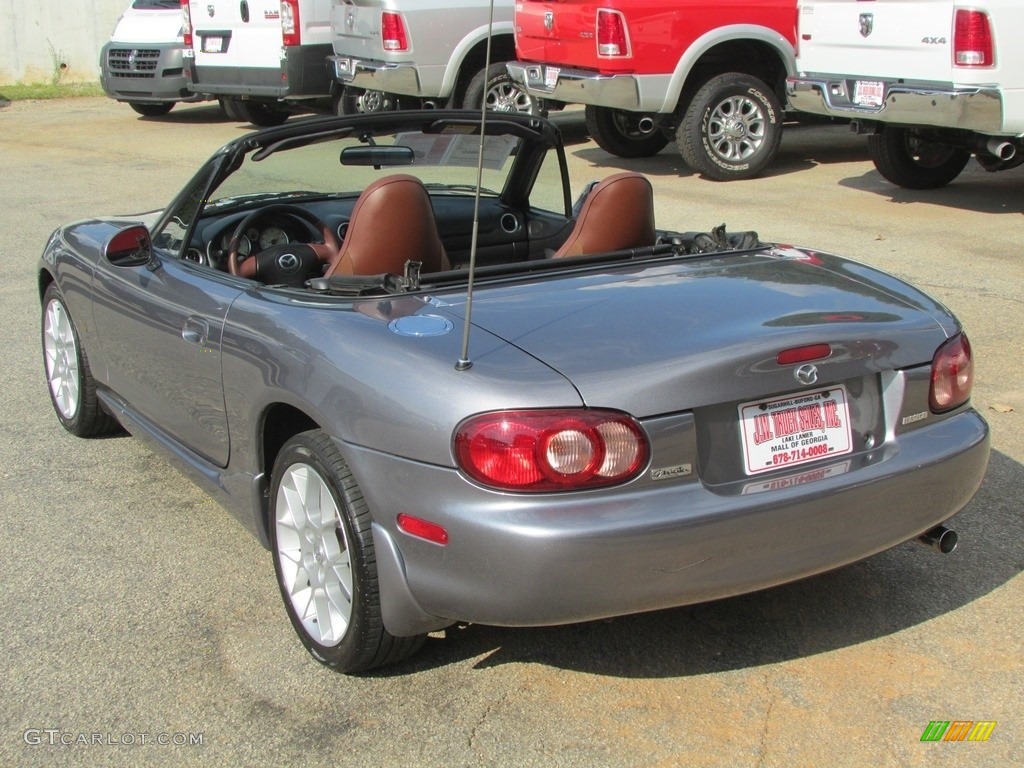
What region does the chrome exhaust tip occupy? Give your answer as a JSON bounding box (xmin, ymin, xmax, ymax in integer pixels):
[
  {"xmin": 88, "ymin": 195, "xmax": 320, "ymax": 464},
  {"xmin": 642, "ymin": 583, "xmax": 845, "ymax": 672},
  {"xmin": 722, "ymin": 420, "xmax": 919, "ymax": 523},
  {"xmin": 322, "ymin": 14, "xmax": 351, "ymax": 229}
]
[
  {"xmin": 918, "ymin": 525, "xmax": 958, "ymax": 554},
  {"xmin": 637, "ymin": 117, "xmax": 655, "ymax": 134}
]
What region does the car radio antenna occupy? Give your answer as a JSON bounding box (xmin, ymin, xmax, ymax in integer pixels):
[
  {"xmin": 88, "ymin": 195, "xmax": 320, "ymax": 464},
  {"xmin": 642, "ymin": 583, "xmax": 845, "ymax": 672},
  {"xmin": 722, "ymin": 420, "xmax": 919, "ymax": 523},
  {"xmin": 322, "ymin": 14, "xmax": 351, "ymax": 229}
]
[{"xmin": 455, "ymin": 0, "xmax": 497, "ymax": 371}]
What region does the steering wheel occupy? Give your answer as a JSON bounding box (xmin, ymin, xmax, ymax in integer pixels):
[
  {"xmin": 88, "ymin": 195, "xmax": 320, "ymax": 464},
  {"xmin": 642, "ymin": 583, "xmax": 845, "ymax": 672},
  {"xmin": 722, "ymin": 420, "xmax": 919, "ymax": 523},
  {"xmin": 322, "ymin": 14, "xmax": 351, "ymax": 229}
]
[{"xmin": 226, "ymin": 204, "xmax": 341, "ymax": 282}]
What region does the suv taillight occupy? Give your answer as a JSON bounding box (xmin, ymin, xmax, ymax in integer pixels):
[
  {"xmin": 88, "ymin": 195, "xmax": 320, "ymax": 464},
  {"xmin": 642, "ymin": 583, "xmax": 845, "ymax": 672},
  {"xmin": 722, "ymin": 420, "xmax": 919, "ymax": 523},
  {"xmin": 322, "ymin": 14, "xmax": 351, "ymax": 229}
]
[
  {"xmin": 930, "ymin": 333, "xmax": 974, "ymax": 412},
  {"xmin": 281, "ymin": 0, "xmax": 300, "ymax": 46},
  {"xmin": 953, "ymin": 9, "xmax": 993, "ymax": 67},
  {"xmin": 181, "ymin": 0, "xmax": 192, "ymax": 48},
  {"xmin": 382, "ymin": 11, "xmax": 409, "ymax": 52},
  {"xmin": 596, "ymin": 9, "xmax": 630, "ymax": 57},
  {"xmin": 455, "ymin": 409, "xmax": 649, "ymax": 492}
]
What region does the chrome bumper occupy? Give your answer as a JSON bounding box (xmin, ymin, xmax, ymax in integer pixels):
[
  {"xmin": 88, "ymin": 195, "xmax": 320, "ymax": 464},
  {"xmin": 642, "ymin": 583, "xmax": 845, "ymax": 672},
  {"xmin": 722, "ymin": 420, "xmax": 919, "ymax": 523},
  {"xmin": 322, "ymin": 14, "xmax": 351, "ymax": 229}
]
[
  {"xmin": 507, "ymin": 61, "xmax": 670, "ymax": 112},
  {"xmin": 327, "ymin": 55, "xmax": 420, "ymax": 95},
  {"xmin": 786, "ymin": 75, "xmax": 1006, "ymax": 134}
]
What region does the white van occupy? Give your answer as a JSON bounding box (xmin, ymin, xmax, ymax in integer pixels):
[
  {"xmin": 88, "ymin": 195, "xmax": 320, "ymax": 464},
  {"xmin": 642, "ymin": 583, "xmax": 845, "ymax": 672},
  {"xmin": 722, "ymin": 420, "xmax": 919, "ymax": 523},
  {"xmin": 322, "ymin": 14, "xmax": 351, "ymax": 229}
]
[
  {"xmin": 183, "ymin": 0, "xmax": 334, "ymax": 126},
  {"xmin": 100, "ymin": 0, "xmax": 209, "ymax": 116}
]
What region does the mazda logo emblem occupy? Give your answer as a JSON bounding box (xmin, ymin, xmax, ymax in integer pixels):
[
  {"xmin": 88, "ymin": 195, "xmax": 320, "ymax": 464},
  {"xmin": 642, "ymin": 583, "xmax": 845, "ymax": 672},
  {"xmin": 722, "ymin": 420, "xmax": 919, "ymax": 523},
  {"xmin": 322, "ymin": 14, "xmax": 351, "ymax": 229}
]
[
  {"xmin": 795, "ymin": 364, "xmax": 819, "ymax": 386},
  {"xmin": 277, "ymin": 253, "xmax": 300, "ymax": 272}
]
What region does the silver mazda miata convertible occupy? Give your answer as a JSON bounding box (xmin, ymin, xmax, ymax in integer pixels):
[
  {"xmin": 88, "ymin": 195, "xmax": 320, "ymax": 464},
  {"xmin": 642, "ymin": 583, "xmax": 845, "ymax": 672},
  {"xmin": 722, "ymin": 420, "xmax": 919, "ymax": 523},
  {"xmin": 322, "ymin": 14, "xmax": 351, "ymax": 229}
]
[{"xmin": 39, "ymin": 110, "xmax": 990, "ymax": 671}]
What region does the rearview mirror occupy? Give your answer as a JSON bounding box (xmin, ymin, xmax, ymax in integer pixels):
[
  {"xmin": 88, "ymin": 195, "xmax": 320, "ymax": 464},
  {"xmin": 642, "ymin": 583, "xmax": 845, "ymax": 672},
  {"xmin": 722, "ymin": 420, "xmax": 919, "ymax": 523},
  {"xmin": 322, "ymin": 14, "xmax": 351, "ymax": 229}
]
[{"xmin": 340, "ymin": 145, "xmax": 415, "ymax": 167}]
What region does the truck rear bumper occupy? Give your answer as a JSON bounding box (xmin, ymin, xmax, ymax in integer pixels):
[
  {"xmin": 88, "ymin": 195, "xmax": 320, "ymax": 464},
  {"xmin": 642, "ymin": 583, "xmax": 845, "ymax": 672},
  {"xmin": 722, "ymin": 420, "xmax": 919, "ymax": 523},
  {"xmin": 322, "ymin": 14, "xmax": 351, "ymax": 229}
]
[
  {"xmin": 787, "ymin": 75, "xmax": 1007, "ymax": 134},
  {"xmin": 506, "ymin": 62, "xmax": 670, "ymax": 113},
  {"xmin": 328, "ymin": 55, "xmax": 422, "ymax": 96},
  {"xmin": 187, "ymin": 44, "xmax": 332, "ymax": 100}
]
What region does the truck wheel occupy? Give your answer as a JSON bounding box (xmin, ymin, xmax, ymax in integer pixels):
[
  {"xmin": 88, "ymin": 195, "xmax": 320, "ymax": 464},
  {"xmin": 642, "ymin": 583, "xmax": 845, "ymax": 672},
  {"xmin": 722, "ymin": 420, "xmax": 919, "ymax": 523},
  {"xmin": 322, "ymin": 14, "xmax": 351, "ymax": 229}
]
[
  {"xmin": 462, "ymin": 63, "xmax": 543, "ymax": 115},
  {"xmin": 128, "ymin": 102, "xmax": 174, "ymax": 118},
  {"xmin": 234, "ymin": 100, "xmax": 290, "ymax": 128},
  {"xmin": 867, "ymin": 127, "xmax": 971, "ymax": 189},
  {"xmin": 585, "ymin": 106, "xmax": 669, "ymax": 158},
  {"xmin": 337, "ymin": 88, "xmax": 401, "ymax": 115},
  {"xmin": 677, "ymin": 72, "xmax": 783, "ymax": 181}
]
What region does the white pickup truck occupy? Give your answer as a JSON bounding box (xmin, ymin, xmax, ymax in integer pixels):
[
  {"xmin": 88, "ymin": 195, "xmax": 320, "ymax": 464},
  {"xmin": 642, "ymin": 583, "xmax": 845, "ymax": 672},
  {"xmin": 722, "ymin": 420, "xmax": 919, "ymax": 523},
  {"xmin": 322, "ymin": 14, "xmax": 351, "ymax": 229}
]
[{"xmin": 786, "ymin": 0, "xmax": 1024, "ymax": 188}]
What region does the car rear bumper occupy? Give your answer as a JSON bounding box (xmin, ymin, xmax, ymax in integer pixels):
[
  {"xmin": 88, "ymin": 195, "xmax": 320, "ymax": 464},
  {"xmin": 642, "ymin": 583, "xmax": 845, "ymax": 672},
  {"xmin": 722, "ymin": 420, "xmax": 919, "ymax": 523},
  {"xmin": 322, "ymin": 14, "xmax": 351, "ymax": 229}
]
[
  {"xmin": 347, "ymin": 408, "xmax": 990, "ymax": 636},
  {"xmin": 187, "ymin": 44, "xmax": 333, "ymax": 99},
  {"xmin": 506, "ymin": 61, "xmax": 671, "ymax": 112},
  {"xmin": 327, "ymin": 55, "xmax": 422, "ymax": 96},
  {"xmin": 786, "ymin": 75, "xmax": 1006, "ymax": 134},
  {"xmin": 100, "ymin": 42, "xmax": 198, "ymax": 103}
]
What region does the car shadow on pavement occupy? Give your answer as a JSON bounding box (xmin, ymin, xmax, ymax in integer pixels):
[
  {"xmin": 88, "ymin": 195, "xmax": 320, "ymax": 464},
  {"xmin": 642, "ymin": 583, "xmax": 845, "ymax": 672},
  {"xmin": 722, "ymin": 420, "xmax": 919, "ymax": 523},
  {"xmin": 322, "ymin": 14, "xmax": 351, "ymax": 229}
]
[
  {"xmin": 839, "ymin": 166, "xmax": 1024, "ymax": 215},
  {"xmin": 376, "ymin": 448, "xmax": 1021, "ymax": 679}
]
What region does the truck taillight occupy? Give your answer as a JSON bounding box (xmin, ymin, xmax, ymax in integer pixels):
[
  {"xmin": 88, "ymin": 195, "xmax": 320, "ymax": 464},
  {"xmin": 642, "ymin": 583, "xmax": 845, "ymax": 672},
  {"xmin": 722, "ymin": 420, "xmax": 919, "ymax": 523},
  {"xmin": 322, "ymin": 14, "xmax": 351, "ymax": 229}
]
[
  {"xmin": 930, "ymin": 333, "xmax": 973, "ymax": 412},
  {"xmin": 596, "ymin": 9, "xmax": 630, "ymax": 58},
  {"xmin": 281, "ymin": 0, "xmax": 301, "ymax": 46},
  {"xmin": 953, "ymin": 9, "xmax": 993, "ymax": 67},
  {"xmin": 382, "ymin": 11, "xmax": 409, "ymax": 52},
  {"xmin": 181, "ymin": 0, "xmax": 192, "ymax": 48}
]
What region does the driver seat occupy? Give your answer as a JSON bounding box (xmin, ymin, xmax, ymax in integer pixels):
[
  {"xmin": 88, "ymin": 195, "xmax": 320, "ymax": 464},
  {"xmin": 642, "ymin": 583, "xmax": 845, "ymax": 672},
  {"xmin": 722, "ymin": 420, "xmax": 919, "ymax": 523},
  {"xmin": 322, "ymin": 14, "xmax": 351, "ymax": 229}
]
[
  {"xmin": 323, "ymin": 174, "xmax": 449, "ymax": 277},
  {"xmin": 552, "ymin": 172, "xmax": 656, "ymax": 258}
]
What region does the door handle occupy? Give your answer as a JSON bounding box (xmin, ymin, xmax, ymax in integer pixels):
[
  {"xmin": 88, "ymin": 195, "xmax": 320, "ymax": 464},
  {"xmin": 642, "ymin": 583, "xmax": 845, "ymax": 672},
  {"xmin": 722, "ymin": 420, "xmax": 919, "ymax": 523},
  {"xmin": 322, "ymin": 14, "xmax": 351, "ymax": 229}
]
[
  {"xmin": 182, "ymin": 317, "xmax": 209, "ymax": 346},
  {"xmin": 240, "ymin": 1, "xmax": 250, "ymax": 23}
]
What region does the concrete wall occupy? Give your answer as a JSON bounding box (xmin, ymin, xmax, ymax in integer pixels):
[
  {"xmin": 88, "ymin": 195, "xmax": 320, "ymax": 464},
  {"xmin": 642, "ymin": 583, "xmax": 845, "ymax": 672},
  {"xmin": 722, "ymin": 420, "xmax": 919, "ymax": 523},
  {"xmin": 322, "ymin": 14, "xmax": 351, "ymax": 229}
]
[{"xmin": 1, "ymin": 1, "xmax": 129, "ymax": 84}]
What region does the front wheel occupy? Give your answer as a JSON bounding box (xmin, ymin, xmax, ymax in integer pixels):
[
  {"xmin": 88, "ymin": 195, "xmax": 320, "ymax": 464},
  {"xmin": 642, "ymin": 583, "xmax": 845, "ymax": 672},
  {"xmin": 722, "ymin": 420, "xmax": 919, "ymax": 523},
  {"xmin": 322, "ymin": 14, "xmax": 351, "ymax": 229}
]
[
  {"xmin": 867, "ymin": 127, "xmax": 971, "ymax": 189},
  {"xmin": 585, "ymin": 106, "xmax": 669, "ymax": 158},
  {"xmin": 270, "ymin": 430, "xmax": 425, "ymax": 672},
  {"xmin": 461, "ymin": 62, "xmax": 543, "ymax": 115},
  {"xmin": 41, "ymin": 284, "xmax": 119, "ymax": 437},
  {"xmin": 233, "ymin": 100, "xmax": 290, "ymax": 128},
  {"xmin": 677, "ymin": 73, "xmax": 783, "ymax": 181},
  {"xmin": 128, "ymin": 102, "xmax": 174, "ymax": 117}
]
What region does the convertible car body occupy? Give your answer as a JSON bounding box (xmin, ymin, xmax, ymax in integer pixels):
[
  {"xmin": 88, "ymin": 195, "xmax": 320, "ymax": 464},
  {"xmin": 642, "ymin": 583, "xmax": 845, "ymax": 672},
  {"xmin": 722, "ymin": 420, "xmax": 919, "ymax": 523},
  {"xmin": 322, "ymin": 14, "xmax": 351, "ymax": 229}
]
[{"xmin": 39, "ymin": 110, "xmax": 990, "ymax": 671}]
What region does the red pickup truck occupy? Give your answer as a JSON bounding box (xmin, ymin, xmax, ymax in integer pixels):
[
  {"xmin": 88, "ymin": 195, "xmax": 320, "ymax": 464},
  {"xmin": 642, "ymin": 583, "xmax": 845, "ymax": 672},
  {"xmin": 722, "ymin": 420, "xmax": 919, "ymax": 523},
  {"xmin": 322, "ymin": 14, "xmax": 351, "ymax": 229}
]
[{"xmin": 507, "ymin": 1, "xmax": 797, "ymax": 180}]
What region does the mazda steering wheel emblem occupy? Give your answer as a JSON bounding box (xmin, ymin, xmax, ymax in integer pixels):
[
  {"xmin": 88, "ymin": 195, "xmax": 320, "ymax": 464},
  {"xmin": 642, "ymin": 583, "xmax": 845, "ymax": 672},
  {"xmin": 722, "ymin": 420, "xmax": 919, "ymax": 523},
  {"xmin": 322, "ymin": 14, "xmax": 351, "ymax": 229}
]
[
  {"xmin": 795, "ymin": 363, "xmax": 819, "ymax": 386},
  {"xmin": 277, "ymin": 253, "xmax": 300, "ymax": 273}
]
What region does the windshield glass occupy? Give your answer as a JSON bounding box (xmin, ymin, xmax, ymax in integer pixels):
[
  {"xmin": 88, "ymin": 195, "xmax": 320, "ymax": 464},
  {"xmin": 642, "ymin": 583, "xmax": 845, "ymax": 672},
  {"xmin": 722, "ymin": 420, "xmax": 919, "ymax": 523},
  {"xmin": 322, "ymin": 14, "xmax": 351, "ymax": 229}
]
[{"xmin": 208, "ymin": 129, "xmax": 522, "ymax": 209}]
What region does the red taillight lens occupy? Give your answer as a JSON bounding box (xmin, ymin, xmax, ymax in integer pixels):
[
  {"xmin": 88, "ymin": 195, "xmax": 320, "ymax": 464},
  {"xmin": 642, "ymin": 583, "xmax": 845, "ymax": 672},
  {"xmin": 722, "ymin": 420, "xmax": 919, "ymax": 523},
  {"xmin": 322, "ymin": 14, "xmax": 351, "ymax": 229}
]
[
  {"xmin": 382, "ymin": 11, "xmax": 409, "ymax": 52},
  {"xmin": 930, "ymin": 333, "xmax": 973, "ymax": 412},
  {"xmin": 281, "ymin": 0, "xmax": 300, "ymax": 46},
  {"xmin": 397, "ymin": 514, "xmax": 449, "ymax": 546},
  {"xmin": 596, "ymin": 9, "xmax": 629, "ymax": 57},
  {"xmin": 455, "ymin": 410, "xmax": 649, "ymax": 492},
  {"xmin": 181, "ymin": 0, "xmax": 192, "ymax": 48},
  {"xmin": 953, "ymin": 9, "xmax": 993, "ymax": 67}
]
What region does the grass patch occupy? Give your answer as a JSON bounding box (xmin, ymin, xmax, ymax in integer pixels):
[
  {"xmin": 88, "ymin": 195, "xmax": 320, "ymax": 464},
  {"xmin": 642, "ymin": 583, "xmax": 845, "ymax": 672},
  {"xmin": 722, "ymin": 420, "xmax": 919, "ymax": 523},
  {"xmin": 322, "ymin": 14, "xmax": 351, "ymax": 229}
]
[{"xmin": 0, "ymin": 82, "xmax": 105, "ymax": 101}]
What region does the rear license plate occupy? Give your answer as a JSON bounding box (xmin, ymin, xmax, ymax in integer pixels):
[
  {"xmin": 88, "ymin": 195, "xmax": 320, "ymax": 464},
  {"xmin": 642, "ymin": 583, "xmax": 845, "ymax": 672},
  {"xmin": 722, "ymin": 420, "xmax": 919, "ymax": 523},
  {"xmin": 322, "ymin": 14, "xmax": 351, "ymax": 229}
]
[
  {"xmin": 738, "ymin": 386, "xmax": 853, "ymax": 476},
  {"xmin": 544, "ymin": 66, "xmax": 560, "ymax": 89},
  {"xmin": 202, "ymin": 36, "xmax": 224, "ymax": 54},
  {"xmin": 853, "ymin": 80, "xmax": 884, "ymax": 107}
]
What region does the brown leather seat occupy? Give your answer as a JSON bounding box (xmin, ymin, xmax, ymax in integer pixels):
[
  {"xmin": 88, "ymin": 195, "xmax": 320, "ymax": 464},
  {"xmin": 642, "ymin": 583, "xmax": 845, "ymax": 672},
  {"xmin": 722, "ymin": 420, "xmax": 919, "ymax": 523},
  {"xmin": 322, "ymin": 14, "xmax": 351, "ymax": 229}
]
[
  {"xmin": 324, "ymin": 174, "xmax": 449, "ymax": 277},
  {"xmin": 552, "ymin": 172, "xmax": 656, "ymax": 258}
]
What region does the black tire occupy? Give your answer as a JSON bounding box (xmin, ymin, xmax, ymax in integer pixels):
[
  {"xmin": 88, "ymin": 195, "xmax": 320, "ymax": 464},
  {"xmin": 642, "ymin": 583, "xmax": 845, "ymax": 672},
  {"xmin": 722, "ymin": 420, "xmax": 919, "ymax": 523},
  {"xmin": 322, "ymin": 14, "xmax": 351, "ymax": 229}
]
[
  {"xmin": 41, "ymin": 284, "xmax": 119, "ymax": 437},
  {"xmin": 585, "ymin": 105, "xmax": 669, "ymax": 158},
  {"xmin": 234, "ymin": 100, "xmax": 290, "ymax": 128},
  {"xmin": 128, "ymin": 102, "xmax": 174, "ymax": 117},
  {"xmin": 677, "ymin": 72, "xmax": 784, "ymax": 181},
  {"xmin": 461, "ymin": 62, "xmax": 543, "ymax": 115},
  {"xmin": 867, "ymin": 127, "xmax": 972, "ymax": 189},
  {"xmin": 336, "ymin": 87, "xmax": 402, "ymax": 115},
  {"xmin": 269, "ymin": 430, "xmax": 425, "ymax": 672},
  {"xmin": 220, "ymin": 98, "xmax": 246, "ymax": 122}
]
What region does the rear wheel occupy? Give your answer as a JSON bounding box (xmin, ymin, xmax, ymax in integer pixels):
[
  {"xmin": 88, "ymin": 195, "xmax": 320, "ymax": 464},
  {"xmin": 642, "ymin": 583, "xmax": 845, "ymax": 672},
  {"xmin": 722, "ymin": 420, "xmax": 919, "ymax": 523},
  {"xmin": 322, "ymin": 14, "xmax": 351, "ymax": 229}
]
[
  {"xmin": 234, "ymin": 100, "xmax": 290, "ymax": 128},
  {"xmin": 336, "ymin": 87, "xmax": 402, "ymax": 115},
  {"xmin": 585, "ymin": 105, "xmax": 669, "ymax": 158},
  {"xmin": 677, "ymin": 72, "xmax": 783, "ymax": 181},
  {"xmin": 461, "ymin": 62, "xmax": 542, "ymax": 115},
  {"xmin": 867, "ymin": 127, "xmax": 971, "ymax": 189},
  {"xmin": 128, "ymin": 102, "xmax": 174, "ymax": 117},
  {"xmin": 270, "ymin": 430, "xmax": 425, "ymax": 672},
  {"xmin": 41, "ymin": 284, "xmax": 119, "ymax": 437}
]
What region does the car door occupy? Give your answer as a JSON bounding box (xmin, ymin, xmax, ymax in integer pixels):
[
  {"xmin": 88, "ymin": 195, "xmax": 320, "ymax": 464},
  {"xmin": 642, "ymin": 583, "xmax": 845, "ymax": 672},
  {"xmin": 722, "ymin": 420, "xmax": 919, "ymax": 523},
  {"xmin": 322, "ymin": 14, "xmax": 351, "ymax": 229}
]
[{"xmin": 91, "ymin": 252, "xmax": 243, "ymax": 467}]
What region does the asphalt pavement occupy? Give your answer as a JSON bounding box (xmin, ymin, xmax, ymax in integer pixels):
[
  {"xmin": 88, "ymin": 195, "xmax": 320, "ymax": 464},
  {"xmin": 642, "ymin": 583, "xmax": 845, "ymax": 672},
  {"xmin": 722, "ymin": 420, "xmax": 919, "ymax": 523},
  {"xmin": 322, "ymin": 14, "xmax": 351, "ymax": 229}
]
[{"xmin": 0, "ymin": 97, "xmax": 1021, "ymax": 767}]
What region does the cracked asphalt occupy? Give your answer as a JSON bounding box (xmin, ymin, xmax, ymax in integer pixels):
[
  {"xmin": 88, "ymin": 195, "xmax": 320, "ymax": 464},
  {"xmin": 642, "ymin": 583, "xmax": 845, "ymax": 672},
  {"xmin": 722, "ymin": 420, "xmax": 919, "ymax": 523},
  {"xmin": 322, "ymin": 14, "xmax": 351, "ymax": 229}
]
[{"xmin": 0, "ymin": 97, "xmax": 1021, "ymax": 767}]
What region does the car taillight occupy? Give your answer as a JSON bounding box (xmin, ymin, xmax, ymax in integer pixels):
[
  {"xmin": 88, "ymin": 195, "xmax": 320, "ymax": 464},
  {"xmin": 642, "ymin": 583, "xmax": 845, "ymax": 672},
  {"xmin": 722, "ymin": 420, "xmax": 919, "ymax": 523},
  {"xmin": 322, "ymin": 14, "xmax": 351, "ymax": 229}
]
[
  {"xmin": 596, "ymin": 9, "xmax": 630, "ymax": 57},
  {"xmin": 281, "ymin": 0, "xmax": 300, "ymax": 46},
  {"xmin": 930, "ymin": 333, "xmax": 973, "ymax": 412},
  {"xmin": 953, "ymin": 9, "xmax": 993, "ymax": 67},
  {"xmin": 181, "ymin": 0, "xmax": 192, "ymax": 48},
  {"xmin": 382, "ymin": 11, "xmax": 409, "ymax": 52},
  {"xmin": 455, "ymin": 410, "xmax": 649, "ymax": 492}
]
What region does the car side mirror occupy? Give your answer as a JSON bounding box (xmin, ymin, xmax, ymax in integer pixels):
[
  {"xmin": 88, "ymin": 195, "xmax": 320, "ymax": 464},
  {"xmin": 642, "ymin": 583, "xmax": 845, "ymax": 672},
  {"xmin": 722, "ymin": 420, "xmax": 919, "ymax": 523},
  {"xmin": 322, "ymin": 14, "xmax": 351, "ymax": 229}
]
[{"xmin": 104, "ymin": 225, "xmax": 153, "ymax": 267}]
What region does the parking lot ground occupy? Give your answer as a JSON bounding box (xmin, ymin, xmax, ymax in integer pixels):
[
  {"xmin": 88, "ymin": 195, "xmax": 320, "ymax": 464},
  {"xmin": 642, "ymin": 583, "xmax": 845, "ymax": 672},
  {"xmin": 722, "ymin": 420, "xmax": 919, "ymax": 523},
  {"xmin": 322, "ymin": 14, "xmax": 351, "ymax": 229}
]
[{"xmin": 1, "ymin": 97, "xmax": 1021, "ymax": 767}]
